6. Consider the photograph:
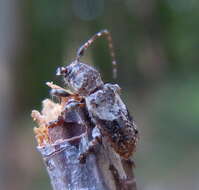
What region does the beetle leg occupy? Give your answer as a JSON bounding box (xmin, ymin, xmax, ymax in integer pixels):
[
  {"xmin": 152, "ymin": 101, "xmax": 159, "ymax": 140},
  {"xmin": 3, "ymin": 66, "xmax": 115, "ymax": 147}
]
[
  {"xmin": 47, "ymin": 81, "xmax": 73, "ymax": 99},
  {"xmin": 48, "ymin": 115, "xmax": 65, "ymax": 128},
  {"xmin": 64, "ymin": 100, "xmax": 85, "ymax": 112},
  {"xmin": 50, "ymin": 89, "xmax": 71, "ymax": 98},
  {"xmin": 78, "ymin": 127, "xmax": 102, "ymax": 164},
  {"xmin": 78, "ymin": 136, "xmax": 102, "ymax": 164}
]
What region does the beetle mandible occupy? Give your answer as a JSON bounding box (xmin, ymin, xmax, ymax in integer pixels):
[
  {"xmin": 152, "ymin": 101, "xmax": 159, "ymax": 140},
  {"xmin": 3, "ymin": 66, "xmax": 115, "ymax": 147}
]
[{"xmin": 52, "ymin": 29, "xmax": 138, "ymax": 160}]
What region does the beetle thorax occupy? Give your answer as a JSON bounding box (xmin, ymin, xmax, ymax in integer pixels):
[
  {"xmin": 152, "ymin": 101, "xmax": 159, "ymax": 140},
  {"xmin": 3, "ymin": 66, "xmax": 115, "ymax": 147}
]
[{"xmin": 64, "ymin": 61, "xmax": 104, "ymax": 96}]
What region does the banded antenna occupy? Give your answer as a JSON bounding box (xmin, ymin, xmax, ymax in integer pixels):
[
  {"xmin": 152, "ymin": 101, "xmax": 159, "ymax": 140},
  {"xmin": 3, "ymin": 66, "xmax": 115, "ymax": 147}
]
[{"xmin": 76, "ymin": 29, "xmax": 117, "ymax": 79}]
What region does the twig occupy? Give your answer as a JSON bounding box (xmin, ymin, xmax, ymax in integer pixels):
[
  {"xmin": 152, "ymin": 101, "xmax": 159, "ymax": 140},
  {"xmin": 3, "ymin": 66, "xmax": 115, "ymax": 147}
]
[{"xmin": 31, "ymin": 83, "xmax": 137, "ymax": 190}]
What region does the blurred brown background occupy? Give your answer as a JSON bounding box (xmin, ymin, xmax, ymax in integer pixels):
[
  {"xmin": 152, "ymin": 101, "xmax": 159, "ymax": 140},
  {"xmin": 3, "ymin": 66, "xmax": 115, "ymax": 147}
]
[{"xmin": 0, "ymin": 0, "xmax": 199, "ymax": 189}]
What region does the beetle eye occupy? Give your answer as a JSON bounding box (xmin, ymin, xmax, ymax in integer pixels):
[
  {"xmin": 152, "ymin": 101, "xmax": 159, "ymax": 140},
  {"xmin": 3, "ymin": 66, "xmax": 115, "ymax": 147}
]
[{"xmin": 56, "ymin": 67, "xmax": 67, "ymax": 76}]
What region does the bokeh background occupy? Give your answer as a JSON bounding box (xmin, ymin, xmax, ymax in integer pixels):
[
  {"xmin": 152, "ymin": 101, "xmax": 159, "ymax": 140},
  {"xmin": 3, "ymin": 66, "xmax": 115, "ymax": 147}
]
[{"xmin": 0, "ymin": 0, "xmax": 199, "ymax": 189}]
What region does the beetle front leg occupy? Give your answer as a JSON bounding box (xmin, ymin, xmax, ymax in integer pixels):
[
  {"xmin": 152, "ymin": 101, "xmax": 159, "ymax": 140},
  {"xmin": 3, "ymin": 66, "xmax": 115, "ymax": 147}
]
[
  {"xmin": 50, "ymin": 89, "xmax": 71, "ymax": 98},
  {"xmin": 50, "ymin": 89, "xmax": 73, "ymax": 104}
]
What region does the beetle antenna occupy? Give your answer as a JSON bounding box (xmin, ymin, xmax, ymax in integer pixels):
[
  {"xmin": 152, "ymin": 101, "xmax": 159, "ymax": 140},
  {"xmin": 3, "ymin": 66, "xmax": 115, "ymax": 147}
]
[{"xmin": 76, "ymin": 29, "xmax": 117, "ymax": 79}]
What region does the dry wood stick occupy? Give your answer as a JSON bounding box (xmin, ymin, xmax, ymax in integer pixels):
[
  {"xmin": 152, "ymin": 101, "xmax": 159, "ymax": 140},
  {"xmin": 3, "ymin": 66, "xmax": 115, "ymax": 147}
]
[{"xmin": 31, "ymin": 84, "xmax": 137, "ymax": 190}]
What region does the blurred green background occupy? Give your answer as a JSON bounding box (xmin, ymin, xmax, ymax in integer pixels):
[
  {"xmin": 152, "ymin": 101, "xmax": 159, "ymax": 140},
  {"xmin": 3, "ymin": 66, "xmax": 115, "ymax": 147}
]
[{"xmin": 0, "ymin": 0, "xmax": 199, "ymax": 189}]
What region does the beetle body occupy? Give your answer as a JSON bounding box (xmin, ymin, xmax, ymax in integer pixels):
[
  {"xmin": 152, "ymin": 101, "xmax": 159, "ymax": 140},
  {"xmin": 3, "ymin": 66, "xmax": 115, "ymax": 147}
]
[
  {"xmin": 56, "ymin": 61, "xmax": 138, "ymax": 159},
  {"xmin": 52, "ymin": 29, "xmax": 138, "ymax": 160}
]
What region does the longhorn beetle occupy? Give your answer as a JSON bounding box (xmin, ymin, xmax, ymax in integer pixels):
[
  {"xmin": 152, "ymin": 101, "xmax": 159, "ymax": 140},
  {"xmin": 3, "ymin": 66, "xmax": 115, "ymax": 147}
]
[{"xmin": 51, "ymin": 29, "xmax": 138, "ymax": 161}]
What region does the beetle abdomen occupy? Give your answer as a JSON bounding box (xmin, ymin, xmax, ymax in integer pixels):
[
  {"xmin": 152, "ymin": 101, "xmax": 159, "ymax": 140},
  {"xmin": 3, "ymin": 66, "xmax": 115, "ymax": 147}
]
[{"xmin": 86, "ymin": 83, "xmax": 138, "ymax": 159}]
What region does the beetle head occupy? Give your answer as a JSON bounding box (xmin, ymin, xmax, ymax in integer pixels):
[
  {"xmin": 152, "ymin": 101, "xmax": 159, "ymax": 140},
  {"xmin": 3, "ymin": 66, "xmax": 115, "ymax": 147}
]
[{"xmin": 56, "ymin": 60, "xmax": 103, "ymax": 96}]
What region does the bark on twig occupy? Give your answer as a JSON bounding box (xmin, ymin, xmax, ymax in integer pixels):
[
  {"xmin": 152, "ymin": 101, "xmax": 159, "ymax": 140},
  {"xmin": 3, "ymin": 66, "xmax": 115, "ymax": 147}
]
[{"xmin": 31, "ymin": 83, "xmax": 137, "ymax": 190}]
